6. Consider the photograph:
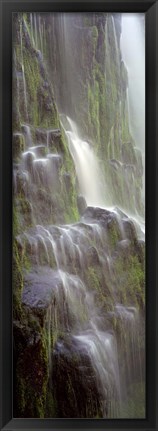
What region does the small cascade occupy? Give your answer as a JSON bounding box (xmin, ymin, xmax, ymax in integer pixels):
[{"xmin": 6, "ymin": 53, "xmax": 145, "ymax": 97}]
[
  {"xmin": 64, "ymin": 117, "xmax": 111, "ymax": 208},
  {"xmin": 13, "ymin": 112, "xmax": 145, "ymax": 418},
  {"xmin": 20, "ymin": 22, "xmax": 28, "ymax": 121},
  {"xmin": 13, "ymin": 12, "xmax": 145, "ymax": 419},
  {"xmin": 21, "ymin": 124, "xmax": 32, "ymax": 147},
  {"xmin": 111, "ymin": 15, "xmax": 120, "ymax": 69},
  {"xmin": 120, "ymin": 14, "xmax": 145, "ymax": 197}
]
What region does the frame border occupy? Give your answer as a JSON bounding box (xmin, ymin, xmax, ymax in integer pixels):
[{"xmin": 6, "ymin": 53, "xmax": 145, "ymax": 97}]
[{"xmin": 0, "ymin": 1, "xmax": 158, "ymax": 430}]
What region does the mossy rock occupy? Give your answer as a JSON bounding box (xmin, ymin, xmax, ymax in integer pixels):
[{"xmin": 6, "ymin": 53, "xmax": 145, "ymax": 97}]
[
  {"xmin": 122, "ymin": 141, "xmax": 137, "ymax": 165},
  {"xmin": 15, "ymin": 336, "xmax": 48, "ymax": 417},
  {"xmin": 13, "ymin": 133, "xmax": 25, "ymax": 160},
  {"xmin": 106, "ymin": 215, "xmax": 122, "ymax": 250},
  {"xmin": 52, "ymin": 336, "xmax": 103, "ymax": 418}
]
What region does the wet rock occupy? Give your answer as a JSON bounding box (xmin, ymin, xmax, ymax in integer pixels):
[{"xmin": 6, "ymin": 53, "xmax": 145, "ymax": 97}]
[
  {"xmin": 22, "ymin": 19, "xmax": 37, "ymax": 56},
  {"xmin": 13, "ymin": 133, "xmax": 25, "ymax": 159},
  {"xmin": 106, "ymin": 214, "xmax": 122, "ymax": 248},
  {"xmin": 47, "ymin": 154, "xmax": 63, "ymax": 171},
  {"xmin": 15, "ymin": 197, "xmax": 32, "ymax": 228},
  {"xmin": 123, "ymin": 163, "xmax": 136, "ymax": 175},
  {"xmin": 52, "ymin": 336, "xmax": 103, "ymax": 418},
  {"xmin": 87, "ymin": 246, "xmax": 100, "ymax": 266},
  {"xmin": 30, "ymin": 145, "xmax": 47, "ymax": 158},
  {"xmin": 113, "ymin": 239, "xmax": 132, "ymax": 260},
  {"xmin": 135, "ymin": 239, "xmax": 145, "ymax": 268},
  {"xmin": 109, "ymin": 159, "xmax": 122, "ymax": 171},
  {"xmin": 62, "ymin": 172, "xmax": 72, "ymax": 192},
  {"xmin": 22, "ymin": 267, "xmax": 61, "ymax": 310},
  {"xmin": 15, "ymin": 170, "xmax": 29, "ymax": 196},
  {"xmin": 14, "ymin": 334, "xmax": 48, "ymax": 418},
  {"xmin": 23, "ymin": 151, "xmax": 35, "ymax": 173},
  {"xmin": 48, "ymin": 129, "xmax": 64, "ymax": 152},
  {"xmin": 122, "ymin": 141, "xmax": 137, "ymax": 165},
  {"xmin": 134, "ymin": 147, "xmax": 143, "ymax": 177},
  {"xmin": 77, "ymin": 195, "xmax": 87, "ymax": 215},
  {"xmin": 82, "ymin": 206, "xmax": 110, "ymax": 223},
  {"xmin": 35, "ymin": 128, "xmax": 47, "ymax": 145},
  {"xmin": 123, "ymin": 219, "xmax": 138, "ymax": 243},
  {"xmin": 21, "ymin": 125, "xmax": 33, "ymax": 147},
  {"xmin": 32, "ymin": 159, "xmax": 49, "ymax": 187},
  {"xmin": 13, "ymin": 320, "xmax": 31, "ymax": 352}
]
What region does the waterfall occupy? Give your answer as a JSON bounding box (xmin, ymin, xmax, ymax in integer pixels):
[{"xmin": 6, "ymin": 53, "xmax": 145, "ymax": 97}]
[
  {"xmin": 63, "ymin": 117, "xmax": 111, "ymax": 208},
  {"xmin": 120, "ymin": 14, "xmax": 145, "ymax": 197},
  {"xmin": 20, "ymin": 21, "xmax": 28, "ymax": 121},
  {"xmin": 16, "ymin": 124, "xmax": 145, "ymax": 416},
  {"xmin": 13, "ymin": 12, "xmax": 145, "ymax": 419}
]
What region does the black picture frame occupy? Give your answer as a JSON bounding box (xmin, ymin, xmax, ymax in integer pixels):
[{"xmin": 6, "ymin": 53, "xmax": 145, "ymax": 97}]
[{"xmin": 0, "ymin": 0, "xmax": 158, "ymax": 430}]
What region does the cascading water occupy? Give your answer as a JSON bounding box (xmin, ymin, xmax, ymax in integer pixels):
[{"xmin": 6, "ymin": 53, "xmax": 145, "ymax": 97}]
[
  {"xmin": 20, "ymin": 22, "xmax": 28, "ymax": 121},
  {"xmin": 13, "ymin": 12, "xmax": 145, "ymax": 419},
  {"xmin": 120, "ymin": 14, "xmax": 145, "ymax": 197},
  {"xmin": 63, "ymin": 117, "xmax": 111, "ymax": 208}
]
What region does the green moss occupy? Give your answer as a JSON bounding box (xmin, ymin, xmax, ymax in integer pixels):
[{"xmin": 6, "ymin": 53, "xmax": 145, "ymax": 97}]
[
  {"xmin": 13, "ymin": 133, "xmax": 25, "ymax": 160},
  {"xmin": 107, "ymin": 217, "xmax": 121, "ymax": 250},
  {"xmin": 16, "ymin": 334, "xmax": 48, "ymax": 417},
  {"xmin": 45, "ymin": 387, "xmax": 57, "ymax": 417},
  {"xmin": 13, "ymin": 238, "xmax": 24, "ymax": 320},
  {"xmin": 114, "ymin": 254, "xmax": 145, "ymax": 307}
]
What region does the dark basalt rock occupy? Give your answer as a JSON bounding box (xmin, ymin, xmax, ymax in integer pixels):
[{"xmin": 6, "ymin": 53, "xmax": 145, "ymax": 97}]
[
  {"xmin": 82, "ymin": 206, "xmax": 111, "ymax": 223},
  {"xmin": 77, "ymin": 195, "xmax": 87, "ymax": 216},
  {"xmin": 35, "ymin": 128, "xmax": 47, "ymax": 145},
  {"xmin": 52, "ymin": 336, "xmax": 104, "ymax": 418},
  {"xmin": 22, "ymin": 267, "xmax": 61, "ymax": 310},
  {"xmin": 48, "ymin": 129, "xmax": 64, "ymax": 152}
]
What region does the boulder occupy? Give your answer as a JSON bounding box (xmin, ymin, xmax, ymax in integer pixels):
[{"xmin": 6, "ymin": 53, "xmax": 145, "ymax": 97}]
[
  {"xmin": 82, "ymin": 206, "xmax": 110, "ymax": 223},
  {"xmin": 22, "ymin": 267, "xmax": 61, "ymax": 310}
]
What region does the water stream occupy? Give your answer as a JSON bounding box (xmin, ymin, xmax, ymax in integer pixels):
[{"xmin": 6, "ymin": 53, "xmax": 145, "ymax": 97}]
[{"xmin": 13, "ymin": 12, "xmax": 145, "ymax": 418}]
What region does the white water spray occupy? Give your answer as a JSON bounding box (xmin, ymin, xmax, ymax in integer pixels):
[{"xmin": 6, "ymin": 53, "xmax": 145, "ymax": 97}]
[
  {"xmin": 64, "ymin": 117, "xmax": 111, "ymax": 207},
  {"xmin": 120, "ymin": 14, "xmax": 145, "ymax": 197}
]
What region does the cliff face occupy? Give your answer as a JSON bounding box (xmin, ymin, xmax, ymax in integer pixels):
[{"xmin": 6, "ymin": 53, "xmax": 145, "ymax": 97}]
[
  {"xmin": 44, "ymin": 13, "xmax": 144, "ymax": 214},
  {"xmin": 13, "ymin": 13, "xmax": 145, "ymax": 419}
]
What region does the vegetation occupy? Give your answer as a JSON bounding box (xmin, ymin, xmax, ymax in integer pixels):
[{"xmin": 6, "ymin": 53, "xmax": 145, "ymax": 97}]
[{"xmin": 12, "ymin": 12, "xmax": 145, "ymax": 419}]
